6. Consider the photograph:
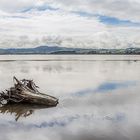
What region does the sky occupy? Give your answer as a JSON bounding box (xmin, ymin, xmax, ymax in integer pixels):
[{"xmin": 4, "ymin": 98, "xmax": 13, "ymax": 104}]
[{"xmin": 0, "ymin": 0, "xmax": 140, "ymax": 48}]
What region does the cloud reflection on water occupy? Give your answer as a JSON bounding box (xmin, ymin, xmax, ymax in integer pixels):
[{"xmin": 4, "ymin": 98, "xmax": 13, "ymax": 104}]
[
  {"xmin": 0, "ymin": 55, "xmax": 140, "ymax": 140},
  {"xmin": 73, "ymin": 81, "xmax": 137, "ymax": 96}
]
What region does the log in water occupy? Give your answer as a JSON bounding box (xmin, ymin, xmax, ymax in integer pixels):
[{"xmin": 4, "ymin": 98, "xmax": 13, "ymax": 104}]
[{"xmin": 0, "ymin": 77, "xmax": 59, "ymax": 106}]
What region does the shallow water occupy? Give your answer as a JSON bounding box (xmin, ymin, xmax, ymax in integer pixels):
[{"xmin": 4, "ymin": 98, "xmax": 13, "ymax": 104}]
[{"xmin": 0, "ymin": 55, "xmax": 140, "ymax": 140}]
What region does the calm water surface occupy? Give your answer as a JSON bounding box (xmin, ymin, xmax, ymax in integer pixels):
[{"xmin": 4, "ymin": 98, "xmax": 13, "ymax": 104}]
[{"xmin": 0, "ymin": 55, "xmax": 140, "ymax": 140}]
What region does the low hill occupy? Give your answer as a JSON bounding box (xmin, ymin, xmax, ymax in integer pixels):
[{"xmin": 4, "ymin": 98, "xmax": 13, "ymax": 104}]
[{"xmin": 0, "ymin": 46, "xmax": 140, "ymax": 54}]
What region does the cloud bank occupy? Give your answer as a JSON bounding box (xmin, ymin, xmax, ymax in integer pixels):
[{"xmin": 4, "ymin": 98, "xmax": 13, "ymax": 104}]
[{"xmin": 0, "ymin": 0, "xmax": 140, "ymax": 48}]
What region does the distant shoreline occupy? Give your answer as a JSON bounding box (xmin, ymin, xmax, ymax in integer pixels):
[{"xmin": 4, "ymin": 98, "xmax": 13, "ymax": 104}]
[
  {"xmin": 0, "ymin": 54, "xmax": 139, "ymax": 55},
  {"xmin": 0, "ymin": 46, "xmax": 140, "ymax": 55}
]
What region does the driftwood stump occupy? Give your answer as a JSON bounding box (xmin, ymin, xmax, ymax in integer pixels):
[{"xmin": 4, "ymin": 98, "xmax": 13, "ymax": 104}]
[{"xmin": 0, "ymin": 77, "xmax": 58, "ymax": 106}]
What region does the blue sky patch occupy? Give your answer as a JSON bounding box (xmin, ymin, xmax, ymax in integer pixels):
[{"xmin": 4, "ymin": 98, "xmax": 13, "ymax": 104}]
[
  {"xmin": 36, "ymin": 5, "xmax": 59, "ymax": 11},
  {"xmin": 73, "ymin": 11, "xmax": 140, "ymax": 26},
  {"xmin": 99, "ymin": 15, "xmax": 140, "ymax": 26},
  {"xmin": 73, "ymin": 11, "xmax": 94, "ymax": 17},
  {"xmin": 21, "ymin": 5, "xmax": 58, "ymax": 13}
]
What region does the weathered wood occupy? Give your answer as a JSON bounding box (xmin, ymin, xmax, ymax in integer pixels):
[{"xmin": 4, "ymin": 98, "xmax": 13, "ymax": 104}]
[{"xmin": 0, "ymin": 77, "xmax": 59, "ymax": 106}]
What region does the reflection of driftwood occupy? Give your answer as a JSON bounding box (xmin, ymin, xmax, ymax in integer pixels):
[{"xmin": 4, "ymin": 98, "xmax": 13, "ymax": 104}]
[
  {"xmin": 0, "ymin": 77, "xmax": 58, "ymax": 106},
  {"xmin": 0, "ymin": 103, "xmax": 51, "ymax": 121}
]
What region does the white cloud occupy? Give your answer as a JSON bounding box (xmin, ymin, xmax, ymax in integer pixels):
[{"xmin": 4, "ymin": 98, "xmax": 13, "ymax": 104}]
[
  {"xmin": 0, "ymin": 10, "xmax": 108, "ymax": 48},
  {"xmin": 42, "ymin": 0, "xmax": 140, "ymax": 22},
  {"xmin": 0, "ymin": 0, "xmax": 140, "ymax": 22},
  {"xmin": 0, "ymin": 0, "xmax": 35, "ymax": 12},
  {"xmin": 0, "ymin": 0, "xmax": 139, "ymax": 48}
]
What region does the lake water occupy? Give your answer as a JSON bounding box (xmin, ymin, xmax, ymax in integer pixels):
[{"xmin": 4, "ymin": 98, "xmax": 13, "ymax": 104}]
[{"xmin": 0, "ymin": 55, "xmax": 140, "ymax": 140}]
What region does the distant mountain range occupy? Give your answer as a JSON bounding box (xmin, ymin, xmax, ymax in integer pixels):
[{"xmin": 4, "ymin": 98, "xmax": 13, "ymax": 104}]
[{"xmin": 0, "ymin": 46, "xmax": 140, "ymax": 54}]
